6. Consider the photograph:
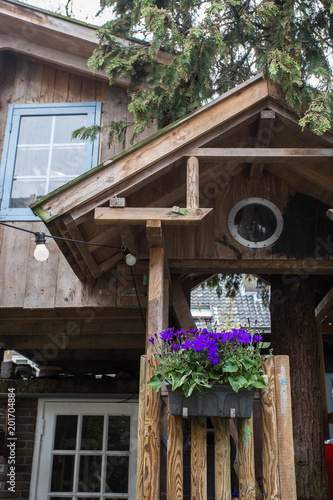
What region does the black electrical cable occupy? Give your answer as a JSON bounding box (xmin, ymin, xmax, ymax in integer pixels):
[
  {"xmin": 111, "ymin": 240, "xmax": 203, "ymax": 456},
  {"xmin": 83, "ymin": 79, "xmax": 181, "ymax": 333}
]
[
  {"xmin": 130, "ymin": 266, "xmax": 146, "ymax": 329},
  {"xmin": 0, "ymin": 221, "xmax": 123, "ymax": 250}
]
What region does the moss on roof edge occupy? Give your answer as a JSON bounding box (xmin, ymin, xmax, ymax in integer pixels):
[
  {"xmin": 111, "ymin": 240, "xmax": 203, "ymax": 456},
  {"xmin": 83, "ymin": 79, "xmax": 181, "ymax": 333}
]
[{"xmin": 30, "ymin": 73, "xmax": 265, "ymax": 222}]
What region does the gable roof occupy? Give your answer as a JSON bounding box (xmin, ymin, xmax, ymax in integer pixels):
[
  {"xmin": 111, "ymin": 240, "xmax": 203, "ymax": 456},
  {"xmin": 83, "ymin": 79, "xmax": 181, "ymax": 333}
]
[{"xmin": 28, "ymin": 73, "xmax": 333, "ymax": 282}]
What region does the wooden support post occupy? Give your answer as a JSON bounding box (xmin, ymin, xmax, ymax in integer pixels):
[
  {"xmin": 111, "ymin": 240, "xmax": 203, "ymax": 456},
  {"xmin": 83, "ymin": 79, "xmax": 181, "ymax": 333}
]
[
  {"xmin": 187, "ymin": 156, "xmax": 199, "ymax": 208},
  {"xmin": 213, "ymin": 417, "xmax": 231, "ymax": 500},
  {"xmin": 261, "ymin": 357, "xmax": 280, "ymax": 500},
  {"xmin": 317, "ymin": 321, "xmax": 330, "ymax": 441},
  {"xmin": 191, "ymin": 417, "xmax": 207, "ymax": 500},
  {"xmin": 238, "ymin": 415, "xmax": 256, "ymax": 500},
  {"xmin": 143, "ymin": 221, "xmax": 165, "ymax": 500},
  {"xmin": 274, "ymin": 356, "xmax": 297, "ymax": 500},
  {"xmin": 136, "ymin": 355, "xmax": 146, "ymax": 500},
  {"xmin": 167, "ymin": 414, "xmax": 183, "ymax": 500}
]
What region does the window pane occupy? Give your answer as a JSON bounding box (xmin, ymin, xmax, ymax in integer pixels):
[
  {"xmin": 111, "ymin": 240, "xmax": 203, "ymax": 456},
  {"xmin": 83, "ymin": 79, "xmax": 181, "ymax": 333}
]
[
  {"xmin": 81, "ymin": 416, "xmax": 104, "ymax": 450},
  {"xmin": 51, "ymin": 145, "xmax": 85, "ymax": 177},
  {"xmin": 50, "ymin": 455, "xmax": 75, "ymax": 492},
  {"xmin": 78, "ymin": 455, "xmax": 102, "ymax": 492},
  {"xmin": 105, "ymin": 456, "xmax": 129, "ymax": 493},
  {"xmin": 53, "ymin": 115, "xmax": 87, "ymax": 144},
  {"xmin": 10, "ymin": 179, "xmax": 46, "ymax": 207},
  {"xmin": 18, "ymin": 116, "xmax": 53, "ymax": 144},
  {"xmin": 13, "ymin": 147, "xmax": 49, "ymax": 177},
  {"xmin": 108, "ymin": 416, "xmax": 130, "ymax": 451},
  {"xmin": 54, "ymin": 415, "xmax": 78, "ymax": 450}
]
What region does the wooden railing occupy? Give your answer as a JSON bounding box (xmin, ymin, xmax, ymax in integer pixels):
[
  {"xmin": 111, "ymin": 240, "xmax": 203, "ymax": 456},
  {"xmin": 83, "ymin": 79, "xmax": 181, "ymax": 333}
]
[{"xmin": 137, "ymin": 355, "xmax": 297, "ymax": 500}]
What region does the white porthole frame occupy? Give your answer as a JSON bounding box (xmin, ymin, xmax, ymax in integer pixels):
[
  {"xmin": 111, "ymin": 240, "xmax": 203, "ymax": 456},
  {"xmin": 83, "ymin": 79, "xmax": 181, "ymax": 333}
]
[{"xmin": 228, "ymin": 197, "xmax": 284, "ymax": 248}]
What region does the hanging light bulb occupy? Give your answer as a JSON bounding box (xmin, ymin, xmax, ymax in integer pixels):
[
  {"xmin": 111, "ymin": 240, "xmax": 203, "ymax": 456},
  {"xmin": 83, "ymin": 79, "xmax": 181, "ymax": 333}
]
[
  {"xmin": 34, "ymin": 232, "xmax": 49, "ymax": 262},
  {"xmin": 121, "ymin": 246, "xmax": 136, "ymax": 266}
]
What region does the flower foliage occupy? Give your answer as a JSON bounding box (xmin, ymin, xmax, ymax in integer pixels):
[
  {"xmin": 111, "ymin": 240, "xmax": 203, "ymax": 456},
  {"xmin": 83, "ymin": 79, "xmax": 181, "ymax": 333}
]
[{"xmin": 147, "ymin": 323, "xmax": 271, "ymax": 397}]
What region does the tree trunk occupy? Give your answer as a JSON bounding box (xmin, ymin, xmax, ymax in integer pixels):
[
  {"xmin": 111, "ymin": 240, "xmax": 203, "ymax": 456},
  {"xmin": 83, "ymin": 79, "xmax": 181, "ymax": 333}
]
[{"xmin": 270, "ymin": 275, "xmax": 329, "ymax": 500}]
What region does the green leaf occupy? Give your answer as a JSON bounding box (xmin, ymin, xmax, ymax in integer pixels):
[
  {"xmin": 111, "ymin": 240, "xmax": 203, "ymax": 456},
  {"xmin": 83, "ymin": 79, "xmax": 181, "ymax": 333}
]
[
  {"xmin": 170, "ymin": 370, "xmax": 188, "ymax": 390},
  {"xmin": 147, "ymin": 373, "xmax": 163, "ymax": 392},
  {"xmin": 241, "ymin": 356, "xmax": 256, "ymax": 370},
  {"xmin": 222, "ymin": 360, "xmax": 238, "ymax": 373},
  {"xmin": 228, "ymin": 375, "xmax": 248, "ymax": 392}
]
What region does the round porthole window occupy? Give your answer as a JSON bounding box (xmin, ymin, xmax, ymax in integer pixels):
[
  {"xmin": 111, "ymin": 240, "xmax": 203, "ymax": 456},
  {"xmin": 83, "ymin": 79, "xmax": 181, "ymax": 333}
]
[{"xmin": 228, "ymin": 198, "xmax": 283, "ymax": 248}]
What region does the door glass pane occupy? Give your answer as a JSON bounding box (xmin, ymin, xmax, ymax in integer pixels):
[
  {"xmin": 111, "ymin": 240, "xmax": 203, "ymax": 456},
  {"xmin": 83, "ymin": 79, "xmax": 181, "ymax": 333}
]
[
  {"xmin": 108, "ymin": 416, "xmax": 130, "ymax": 451},
  {"xmin": 50, "ymin": 455, "xmax": 75, "ymax": 492},
  {"xmin": 18, "ymin": 115, "xmax": 53, "ymax": 144},
  {"xmin": 54, "ymin": 415, "xmax": 78, "ymax": 450},
  {"xmin": 81, "ymin": 416, "xmax": 104, "ymax": 450},
  {"xmin": 53, "ymin": 115, "xmax": 87, "ymax": 144},
  {"xmin": 105, "ymin": 456, "xmax": 129, "ymax": 493},
  {"xmin": 78, "ymin": 455, "xmax": 102, "ymax": 492}
]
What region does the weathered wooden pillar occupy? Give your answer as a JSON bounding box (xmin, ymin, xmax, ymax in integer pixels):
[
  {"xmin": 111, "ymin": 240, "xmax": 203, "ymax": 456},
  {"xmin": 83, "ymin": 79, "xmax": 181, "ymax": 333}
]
[
  {"xmin": 238, "ymin": 415, "xmax": 256, "ymax": 500},
  {"xmin": 274, "ymin": 356, "xmax": 297, "ymax": 499},
  {"xmin": 136, "ymin": 355, "xmax": 147, "ymax": 500},
  {"xmin": 213, "ymin": 417, "xmax": 231, "ymax": 500},
  {"xmin": 261, "ymin": 356, "xmax": 279, "ymax": 500},
  {"xmin": 187, "ymin": 156, "xmax": 199, "ymax": 208},
  {"xmin": 143, "ymin": 220, "xmax": 165, "ymax": 500}
]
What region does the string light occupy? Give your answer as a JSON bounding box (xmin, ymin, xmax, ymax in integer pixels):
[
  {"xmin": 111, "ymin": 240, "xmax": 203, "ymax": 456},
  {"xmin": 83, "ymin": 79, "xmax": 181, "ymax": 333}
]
[
  {"xmin": 0, "ymin": 222, "xmax": 136, "ymax": 266},
  {"xmin": 121, "ymin": 246, "xmax": 137, "ymax": 266},
  {"xmin": 33, "ymin": 232, "xmax": 49, "ymax": 262}
]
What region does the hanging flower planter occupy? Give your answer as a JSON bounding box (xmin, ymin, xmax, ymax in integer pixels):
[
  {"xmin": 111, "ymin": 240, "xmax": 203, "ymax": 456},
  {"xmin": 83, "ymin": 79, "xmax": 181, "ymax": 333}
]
[
  {"xmin": 147, "ymin": 322, "xmax": 271, "ymax": 414},
  {"xmin": 166, "ymin": 383, "xmax": 255, "ymax": 418}
]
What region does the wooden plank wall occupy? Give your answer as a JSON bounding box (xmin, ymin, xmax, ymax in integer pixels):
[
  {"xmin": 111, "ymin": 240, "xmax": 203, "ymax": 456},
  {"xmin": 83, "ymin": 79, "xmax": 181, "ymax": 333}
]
[{"xmin": 0, "ymin": 52, "xmax": 155, "ymax": 309}]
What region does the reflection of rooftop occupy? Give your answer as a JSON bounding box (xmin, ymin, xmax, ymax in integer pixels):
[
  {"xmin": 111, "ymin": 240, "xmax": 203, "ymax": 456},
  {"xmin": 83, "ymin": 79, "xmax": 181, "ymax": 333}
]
[{"xmin": 191, "ymin": 284, "xmax": 271, "ymax": 332}]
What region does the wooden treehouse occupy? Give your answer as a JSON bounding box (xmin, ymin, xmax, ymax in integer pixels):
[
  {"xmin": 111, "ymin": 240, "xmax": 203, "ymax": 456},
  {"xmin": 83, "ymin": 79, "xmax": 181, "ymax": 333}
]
[{"xmin": 0, "ymin": 5, "xmax": 332, "ymax": 495}]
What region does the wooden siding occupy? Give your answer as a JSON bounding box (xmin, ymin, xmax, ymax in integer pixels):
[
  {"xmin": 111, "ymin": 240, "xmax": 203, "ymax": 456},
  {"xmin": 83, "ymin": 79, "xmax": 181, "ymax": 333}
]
[
  {"xmin": 0, "ymin": 222, "xmax": 118, "ymax": 308},
  {"xmin": 0, "ymin": 52, "xmax": 155, "ymax": 309}
]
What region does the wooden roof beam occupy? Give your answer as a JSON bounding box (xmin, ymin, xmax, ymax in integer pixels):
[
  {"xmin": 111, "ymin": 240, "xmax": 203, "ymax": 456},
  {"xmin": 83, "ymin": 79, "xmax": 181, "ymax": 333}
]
[
  {"xmin": 62, "ymin": 214, "xmax": 102, "ymax": 279},
  {"xmin": 315, "ymin": 287, "xmax": 333, "ymax": 322},
  {"xmin": 94, "ymin": 207, "xmax": 213, "ymax": 225},
  {"xmin": 249, "ymin": 110, "xmax": 276, "ymax": 180},
  {"xmin": 187, "ymin": 148, "xmax": 333, "ymax": 162},
  {"xmin": 169, "ymin": 259, "xmax": 333, "ymax": 275},
  {"xmin": 0, "ymin": 334, "xmax": 145, "ymax": 350},
  {"xmin": 266, "ymin": 163, "xmax": 333, "ymax": 197}
]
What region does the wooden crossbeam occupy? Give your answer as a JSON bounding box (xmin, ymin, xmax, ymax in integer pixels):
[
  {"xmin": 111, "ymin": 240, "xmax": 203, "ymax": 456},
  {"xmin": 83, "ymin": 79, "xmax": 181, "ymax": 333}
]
[
  {"xmin": 169, "ymin": 259, "xmax": 333, "ymax": 274},
  {"xmin": 0, "ymin": 333, "xmax": 145, "ymax": 350},
  {"xmin": 94, "ymin": 207, "xmax": 213, "ymax": 225},
  {"xmin": 187, "ymin": 148, "xmax": 333, "ymax": 162}
]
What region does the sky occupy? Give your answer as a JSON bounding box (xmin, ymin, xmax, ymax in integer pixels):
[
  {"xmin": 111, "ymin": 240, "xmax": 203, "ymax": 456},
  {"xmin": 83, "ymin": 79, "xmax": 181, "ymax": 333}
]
[{"xmin": 19, "ymin": 0, "xmax": 113, "ymax": 25}]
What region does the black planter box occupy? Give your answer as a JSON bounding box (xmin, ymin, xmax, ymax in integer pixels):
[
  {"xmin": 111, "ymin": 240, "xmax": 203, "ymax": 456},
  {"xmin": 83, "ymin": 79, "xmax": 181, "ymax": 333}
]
[{"xmin": 166, "ymin": 384, "xmax": 255, "ymax": 418}]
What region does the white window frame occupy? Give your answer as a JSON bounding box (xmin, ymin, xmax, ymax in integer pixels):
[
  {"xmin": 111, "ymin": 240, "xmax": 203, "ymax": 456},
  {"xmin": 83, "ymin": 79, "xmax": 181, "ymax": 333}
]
[
  {"xmin": 30, "ymin": 399, "xmax": 138, "ymax": 500},
  {"xmin": 0, "ymin": 102, "xmax": 101, "ymax": 221}
]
